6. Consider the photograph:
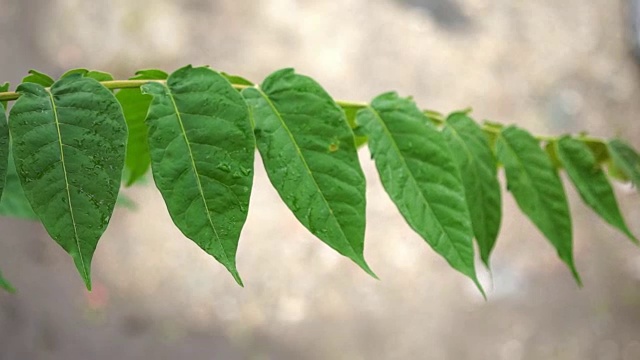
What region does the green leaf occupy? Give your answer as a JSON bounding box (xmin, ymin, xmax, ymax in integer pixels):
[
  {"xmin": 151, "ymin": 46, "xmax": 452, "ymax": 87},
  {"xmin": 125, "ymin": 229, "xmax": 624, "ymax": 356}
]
[
  {"xmin": 0, "ymin": 105, "xmax": 10, "ymax": 202},
  {"xmin": 341, "ymin": 104, "xmax": 368, "ymax": 148},
  {"xmin": 583, "ymin": 138, "xmax": 609, "ymax": 164},
  {"xmin": 0, "ymin": 155, "xmax": 37, "ymax": 220},
  {"xmin": 60, "ymin": 68, "xmax": 90, "ymax": 79},
  {"xmin": 0, "ymin": 84, "xmax": 10, "ymax": 204},
  {"xmin": 556, "ymin": 136, "xmax": 637, "ymax": 243},
  {"xmin": 59, "ymin": 69, "xmax": 113, "ymax": 82},
  {"xmin": 22, "ymin": 69, "xmax": 54, "ymax": 87},
  {"xmin": 357, "ymin": 92, "xmax": 481, "ymax": 292},
  {"xmin": 443, "ymin": 113, "xmax": 502, "ymax": 267},
  {"xmin": 242, "ymin": 68, "xmax": 375, "ymax": 277},
  {"xmin": 142, "ymin": 65, "xmax": 254, "ymax": 286},
  {"xmin": 0, "ymin": 269, "xmax": 15, "ymax": 293},
  {"xmin": 221, "ymin": 72, "xmax": 254, "ymax": 86},
  {"xmin": 84, "ymin": 70, "xmax": 114, "ymax": 82},
  {"xmin": 9, "ymin": 76, "xmax": 127, "ymax": 290},
  {"xmin": 608, "ymin": 139, "xmax": 640, "ymax": 187},
  {"xmin": 497, "ymin": 126, "xmax": 580, "ymax": 284},
  {"xmin": 116, "ymin": 69, "xmax": 169, "ymax": 186},
  {"xmin": 0, "ymin": 82, "xmax": 9, "ymax": 110}
]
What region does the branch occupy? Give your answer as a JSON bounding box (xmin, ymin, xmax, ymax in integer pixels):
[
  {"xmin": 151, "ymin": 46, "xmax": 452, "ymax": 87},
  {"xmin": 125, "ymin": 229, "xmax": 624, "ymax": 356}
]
[{"xmin": 0, "ymin": 79, "xmax": 608, "ymax": 152}]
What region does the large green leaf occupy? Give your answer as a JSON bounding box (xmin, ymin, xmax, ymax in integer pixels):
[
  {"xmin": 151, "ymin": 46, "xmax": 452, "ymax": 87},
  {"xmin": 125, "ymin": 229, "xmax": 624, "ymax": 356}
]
[
  {"xmin": 556, "ymin": 137, "xmax": 637, "ymax": 243},
  {"xmin": 357, "ymin": 92, "xmax": 481, "ymax": 291},
  {"xmin": 0, "ymin": 269, "xmax": 15, "ymax": 293},
  {"xmin": 608, "ymin": 139, "xmax": 640, "ymax": 187},
  {"xmin": 242, "ymin": 68, "xmax": 375, "ymax": 277},
  {"xmin": 443, "ymin": 113, "xmax": 502, "ymax": 267},
  {"xmin": 9, "ymin": 75, "xmax": 127, "ymax": 289},
  {"xmin": 116, "ymin": 69, "xmax": 168, "ymax": 186},
  {"xmin": 142, "ymin": 65, "xmax": 254, "ymax": 286},
  {"xmin": 497, "ymin": 126, "xmax": 580, "ymax": 283}
]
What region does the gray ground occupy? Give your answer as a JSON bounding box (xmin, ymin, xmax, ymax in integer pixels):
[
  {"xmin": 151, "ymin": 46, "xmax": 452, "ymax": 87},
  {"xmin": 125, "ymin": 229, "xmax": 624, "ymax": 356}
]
[{"xmin": 2, "ymin": 0, "xmax": 640, "ymax": 359}]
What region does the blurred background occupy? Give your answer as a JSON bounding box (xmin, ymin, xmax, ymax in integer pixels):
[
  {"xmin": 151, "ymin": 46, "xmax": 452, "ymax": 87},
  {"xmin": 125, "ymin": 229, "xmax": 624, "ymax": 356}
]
[{"xmin": 1, "ymin": 0, "xmax": 640, "ymax": 359}]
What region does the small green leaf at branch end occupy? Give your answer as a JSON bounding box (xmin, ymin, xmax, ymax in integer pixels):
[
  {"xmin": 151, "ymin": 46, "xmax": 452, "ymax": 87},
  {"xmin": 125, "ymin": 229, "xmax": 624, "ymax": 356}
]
[{"xmin": 22, "ymin": 70, "xmax": 55, "ymax": 87}]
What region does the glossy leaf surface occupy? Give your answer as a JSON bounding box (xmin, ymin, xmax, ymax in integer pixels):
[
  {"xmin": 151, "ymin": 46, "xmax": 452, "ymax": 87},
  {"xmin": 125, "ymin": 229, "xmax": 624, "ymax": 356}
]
[
  {"xmin": 497, "ymin": 126, "xmax": 580, "ymax": 283},
  {"xmin": 358, "ymin": 92, "xmax": 481, "ymax": 291},
  {"xmin": 9, "ymin": 75, "xmax": 127, "ymax": 289},
  {"xmin": 443, "ymin": 113, "xmax": 502, "ymax": 267},
  {"xmin": 242, "ymin": 68, "xmax": 375, "ymax": 277},
  {"xmin": 557, "ymin": 137, "xmax": 637, "ymax": 243},
  {"xmin": 143, "ymin": 65, "xmax": 254, "ymax": 285}
]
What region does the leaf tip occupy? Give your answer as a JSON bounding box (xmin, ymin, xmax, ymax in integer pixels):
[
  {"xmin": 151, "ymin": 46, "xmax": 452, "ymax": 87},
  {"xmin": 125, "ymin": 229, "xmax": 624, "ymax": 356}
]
[
  {"xmin": 480, "ymin": 256, "xmax": 491, "ymax": 271},
  {"xmin": 227, "ymin": 266, "xmax": 244, "ymax": 287},
  {"xmin": 83, "ymin": 275, "xmax": 93, "ymax": 291},
  {"xmin": 624, "ymin": 230, "xmax": 640, "ymax": 246},
  {"xmin": 570, "ymin": 265, "xmax": 583, "ymax": 288},
  {"xmin": 73, "ymin": 257, "xmax": 93, "ymax": 291},
  {"xmin": 472, "ymin": 276, "xmax": 487, "ymax": 300},
  {"xmin": 352, "ymin": 256, "xmax": 379, "ymax": 280},
  {"xmin": 1, "ymin": 280, "xmax": 16, "ymax": 294}
]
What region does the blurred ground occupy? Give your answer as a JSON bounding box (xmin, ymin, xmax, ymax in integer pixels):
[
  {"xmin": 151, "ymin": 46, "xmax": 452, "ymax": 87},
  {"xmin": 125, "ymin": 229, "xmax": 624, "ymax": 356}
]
[{"xmin": 2, "ymin": 0, "xmax": 640, "ymax": 359}]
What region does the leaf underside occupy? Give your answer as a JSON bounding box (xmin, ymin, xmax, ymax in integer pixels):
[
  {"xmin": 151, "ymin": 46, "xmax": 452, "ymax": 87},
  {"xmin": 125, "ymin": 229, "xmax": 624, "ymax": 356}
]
[
  {"xmin": 243, "ymin": 68, "xmax": 376, "ymax": 278},
  {"xmin": 116, "ymin": 69, "xmax": 169, "ymax": 186},
  {"xmin": 358, "ymin": 92, "xmax": 482, "ymax": 293},
  {"xmin": 143, "ymin": 65, "xmax": 254, "ymax": 286},
  {"xmin": 9, "ymin": 75, "xmax": 127, "ymax": 290},
  {"xmin": 497, "ymin": 126, "xmax": 580, "ymax": 284}
]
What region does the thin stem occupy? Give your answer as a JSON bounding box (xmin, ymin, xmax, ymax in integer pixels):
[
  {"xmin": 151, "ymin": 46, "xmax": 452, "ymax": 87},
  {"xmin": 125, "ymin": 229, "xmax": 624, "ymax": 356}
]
[{"xmin": 0, "ymin": 79, "xmax": 607, "ymax": 147}]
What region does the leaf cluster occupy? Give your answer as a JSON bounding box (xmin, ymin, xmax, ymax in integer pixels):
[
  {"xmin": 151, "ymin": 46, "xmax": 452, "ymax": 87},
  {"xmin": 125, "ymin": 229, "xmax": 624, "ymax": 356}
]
[{"xmin": 0, "ymin": 65, "xmax": 639, "ymax": 295}]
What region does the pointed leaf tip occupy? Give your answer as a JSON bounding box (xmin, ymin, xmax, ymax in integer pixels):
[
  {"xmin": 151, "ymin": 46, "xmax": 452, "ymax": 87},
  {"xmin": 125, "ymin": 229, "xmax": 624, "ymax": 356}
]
[
  {"xmin": 443, "ymin": 113, "xmax": 502, "ymax": 268},
  {"xmin": 9, "ymin": 75, "xmax": 126, "ymax": 288},
  {"xmin": 243, "ymin": 69, "xmax": 375, "ymax": 277},
  {"xmin": 557, "ymin": 137, "xmax": 638, "ymax": 244},
  {"xmin": 359, "ymin": 93, "xmax": 481, "ymax": 291},
  {"xmin": 497, "ymin": 126, "xmax": 580, "ymax": 284},
  {"xmin": 145, "ymin": 65, "xmax": 254, "ymax": 284}
]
